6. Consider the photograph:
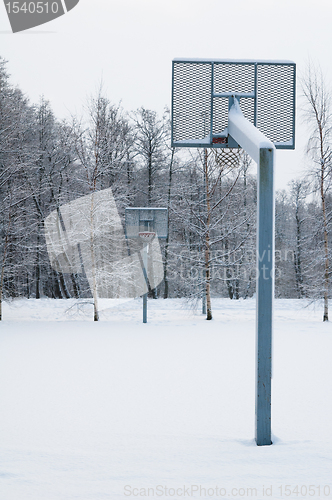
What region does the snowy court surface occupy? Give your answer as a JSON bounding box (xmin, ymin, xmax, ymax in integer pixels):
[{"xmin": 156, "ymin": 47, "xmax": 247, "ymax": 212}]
[{"xmin": 0, "ymin": 298, "xmax": 331, "ymax": 500}]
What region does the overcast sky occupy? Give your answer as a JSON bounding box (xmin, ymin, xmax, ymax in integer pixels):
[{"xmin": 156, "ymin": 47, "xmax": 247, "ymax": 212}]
[{"xmin": 1, "ymin": 0, "xmax": 332, "ymax": 190}]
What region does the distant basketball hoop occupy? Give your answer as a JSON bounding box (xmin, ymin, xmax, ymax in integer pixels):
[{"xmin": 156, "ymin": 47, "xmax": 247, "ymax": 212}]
[{"xmin": 125, "ymin": 207, "xmax": 168, "ymax": 324}]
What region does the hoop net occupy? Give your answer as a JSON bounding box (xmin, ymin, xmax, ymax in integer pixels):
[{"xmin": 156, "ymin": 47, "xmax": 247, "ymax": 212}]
[
  {"xmin": 213, "ymin": 148, "xmax": 241, "ymax": 169},
  {"xmin": 138, "ymin": 231, "xmax": 156, "ymax": 244}
]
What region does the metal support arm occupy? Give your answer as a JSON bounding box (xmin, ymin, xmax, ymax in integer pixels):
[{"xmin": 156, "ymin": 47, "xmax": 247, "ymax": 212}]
[{"xmin": 229, "ymin": 98, "xmax": 275, "ymax": 446}]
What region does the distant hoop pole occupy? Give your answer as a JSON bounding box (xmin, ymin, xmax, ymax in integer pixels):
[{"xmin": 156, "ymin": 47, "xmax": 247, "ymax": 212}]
[
  {"xmin": 229, "ymin": 98, "xmax": 274, "ymax": 446},
  {"xmin": 139, "ymin": 232, "xmax": 155, "ymax": 323},
  {"xmin": 125, "ymin": 207, "xmax": 168, "ymax": 324}
]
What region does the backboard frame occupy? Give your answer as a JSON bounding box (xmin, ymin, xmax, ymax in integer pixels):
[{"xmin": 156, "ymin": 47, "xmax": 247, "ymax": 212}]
[
  {"xmin": 171, "ymin": 58, "xmax": 296, "ymax": 150},
  {"xmin": 125, "ymin": 207, "xmax": 168, "ymax": 239}
]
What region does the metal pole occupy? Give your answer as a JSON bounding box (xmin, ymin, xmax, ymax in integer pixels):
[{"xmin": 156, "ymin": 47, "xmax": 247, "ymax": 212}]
[
  {"xmin": 224, "ymin": 100, "xmax": 276, "ymax": 446},
  {"xmin": 255, "ymin": 147, "xmax": 274, "ymax": 446},
  {"xmin": 143, "ymin": 291, "xmax": 147, "ymax": 323},
  {"xmin": 142, "ymin": 244, "xmax": 148, "ymax": 323}
]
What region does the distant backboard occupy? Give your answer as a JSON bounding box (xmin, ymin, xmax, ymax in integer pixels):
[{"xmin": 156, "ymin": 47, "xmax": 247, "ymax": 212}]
[
  {"xmin": 125, "ymin": 208, "xmax": 168, "ymax": 239},
  {"xmin": 171, "ymin": 59, "xmax": 296, "ymax": 149}
]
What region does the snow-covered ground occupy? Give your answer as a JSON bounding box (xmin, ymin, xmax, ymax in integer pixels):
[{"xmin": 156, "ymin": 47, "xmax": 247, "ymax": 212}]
[{"xmin": 0, "ymin": 298, "xmax": 331, "ymax": 500}]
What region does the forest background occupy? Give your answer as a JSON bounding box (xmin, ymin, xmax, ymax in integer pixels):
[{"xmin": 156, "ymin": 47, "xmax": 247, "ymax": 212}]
[{"xmin": 0, "ymin": 56, "xmax": 331, "ymax": 319}]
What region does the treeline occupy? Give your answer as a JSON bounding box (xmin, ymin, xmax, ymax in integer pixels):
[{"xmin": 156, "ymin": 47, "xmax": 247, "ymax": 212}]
[{"xmin": 0, "ymin": 58, "xmax": 331, "ymax": 315}]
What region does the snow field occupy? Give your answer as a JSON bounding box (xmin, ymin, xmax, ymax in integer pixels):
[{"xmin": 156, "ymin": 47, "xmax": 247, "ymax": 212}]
[{"xmin": 0, "ymin": 298, "xmax": 331, "ymax": 500}]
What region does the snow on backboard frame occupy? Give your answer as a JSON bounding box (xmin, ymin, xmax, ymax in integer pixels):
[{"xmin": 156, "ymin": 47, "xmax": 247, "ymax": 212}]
[
  {"xmin": 171, "ymin": 58, "xmax": 296, "ymax": 150},
  {"xmin": 125, "ymin": 208, "xmax": 168, "ymax": 239}
]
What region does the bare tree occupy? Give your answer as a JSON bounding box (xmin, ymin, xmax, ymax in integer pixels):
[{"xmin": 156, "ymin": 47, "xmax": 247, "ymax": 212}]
[
  {"xmin": 290, "ymin": 179, "xmax": 310, "ymax": 298},
  {"xmin": 302, "ymin": 64, "xmax": 332, "ymax": 321},
  {"xmin": 172, "ymin": 149, "xmax": 243, "ymax": 319},
  {"xmin": 73, "ymin": 88, "xmax": 134, "ymax": 320},
  {"xmin": 0, "ymin": 58, "xmax": 41, "ymax": 311},
  {"xmin": 132, "ymin": 107, "xmax": 167, "ymax": 206}
]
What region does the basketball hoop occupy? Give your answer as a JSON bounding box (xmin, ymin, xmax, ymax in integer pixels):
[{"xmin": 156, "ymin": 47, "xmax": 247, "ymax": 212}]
[
  {"xmin": 171, "ymin": 58, "xmax": 297, "ymax": 447},
  {"xmin": 138, "ymin": 231, "xmax": 156, "ymax": 244}
]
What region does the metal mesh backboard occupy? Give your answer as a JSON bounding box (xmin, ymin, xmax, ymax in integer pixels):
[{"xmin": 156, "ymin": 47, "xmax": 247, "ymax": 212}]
[
  {"xmin": 125, "ymin": 208, "xmax": 168, "ymax": 239},
  {"xmin": 171, "ymin": 59, "xmax": 296, "ymax": 149}
]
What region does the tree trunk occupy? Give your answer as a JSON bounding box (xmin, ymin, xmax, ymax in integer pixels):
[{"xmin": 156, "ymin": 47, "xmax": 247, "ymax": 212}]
[
  {"xmin": 163, "ymin": 148, "xmax": 174, "ymax": 299},
  {"xmin": 0, "ymin": 256, "xmax": 5, "ymax": 321},
  {"xmin": 321, "ymin": 176, "xmax": 329, "ymax": 321},
  {"xmin": 204, "ymin": 149, "xmax": 212, "ymax": 320},
  {"xmin": 90, "ymin": 193, "xmax": 99, "ymax": 321},
  {"xmin": 148, "ymin": 156, "xmax": 152, "ymax": 206},
  {"xmin": 0, "ymin": 213, "xmax": 11, "ymax": 320},
  {"xmin": 58, "ymin": 271, "xmax": 71, "ymax": 299},
  {"xmin": 224, "ymin": 237, "xmax": 234, "ymax": 299},
  {"xmin": 71, "ymin": 273, "xmax": 80, "ymax": 299},
  {"xmin": 318, "ymin": 114, "xmax": 329, "ymax": 321},
  {"xmin": 294, "ymin": 203, "xmax": 304, "ymax": 298}
]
